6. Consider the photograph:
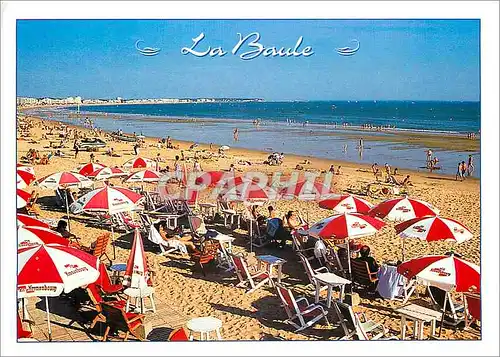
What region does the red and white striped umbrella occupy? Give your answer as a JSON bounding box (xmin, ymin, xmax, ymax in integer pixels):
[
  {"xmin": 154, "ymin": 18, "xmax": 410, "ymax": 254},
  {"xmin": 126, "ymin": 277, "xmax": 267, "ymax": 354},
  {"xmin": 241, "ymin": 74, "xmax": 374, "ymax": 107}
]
[
  {"xmin": 37, "ymin": 171, "xmax": 93, "ymax": 190},
  {"xmin": 18, "ymin": 244, "xmax": 100, "ymax": 297},
  {"xmin": 395, "ymin": 216, "xmax": 473, "ymax": 243},
  {"xmin": 17, "ymin": 214, "xmax": 50, "ymax": 228},
  {"xmin": 319, "ymin": 194, "xmax": 373, "ymax": 214},
  {"xmin": 308, "ymin": 213, "xmax": 386, "ymax": 239},
  {"xmin": 194, "ymin": 171, "xmax": 226, "ymax": 187},
  {"xmin": 18, "ymin": 225, "xmax": 69, "ymax": 249},
  {"xmin": 76, "ymin": 162, "xmax": 106, "ymax": 176},
  {"xmin": 70, "ymin": 185, "xmax": 144, "ymax": 215},
  {"xmin": 124, "ymin": 169, "xmax": 162, "ymax": 183},
  {"xmin": 88, "ymin": 167, "xmax": 128, "ymax": 181},
  {"xmin": 17, "ymin": 165, "xmax": 36, "ymax": 189},
  {"xmin": 124, "ymin": 229, "xmax": 148, "ymax": 288},
  {"xmin": 222, "ymin": 180, "xmax": 276, "ymax": 202},
  {"xmin": 17, "ymin": 243, "xmax": 100, "ymax": 339},
  {"xmin": 17, "ymin": 189, "xmax": 31, "ymax": 209},
  {"xmin": 280, "ymin": 179, "xmax": 333, "ymax": 200},
  {"xmin": 397, "ymin": 254, "xmax": 480, "ymax": 292},
  {"xmin": 368, "ymin": 196, "xmax": 439, "ymax": 221},
  {"xmin": 122, "ymin": 157, "xmax": 156, "ymax": 170}
]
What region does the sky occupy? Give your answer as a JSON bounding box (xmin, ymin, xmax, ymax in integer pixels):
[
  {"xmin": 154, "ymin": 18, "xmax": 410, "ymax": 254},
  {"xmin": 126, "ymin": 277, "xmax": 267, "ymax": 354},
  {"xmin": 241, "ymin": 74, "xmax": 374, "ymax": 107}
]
[{"xmin": 16, "ymin": 19, "xmax": 480, "ymax": 101}]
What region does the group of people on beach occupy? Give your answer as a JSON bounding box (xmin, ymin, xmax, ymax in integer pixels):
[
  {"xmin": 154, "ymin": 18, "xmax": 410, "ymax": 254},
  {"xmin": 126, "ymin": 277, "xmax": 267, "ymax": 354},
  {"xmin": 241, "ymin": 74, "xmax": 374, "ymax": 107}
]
[{"xmin": 456, "ymin": 155, "xmax": 475, "ymax": 181}]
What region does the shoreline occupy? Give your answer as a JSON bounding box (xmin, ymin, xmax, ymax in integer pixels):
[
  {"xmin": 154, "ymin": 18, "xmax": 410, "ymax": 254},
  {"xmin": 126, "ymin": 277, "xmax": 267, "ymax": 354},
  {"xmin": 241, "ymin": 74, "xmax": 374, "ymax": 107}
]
[{"xmin": 20, "ymin": 110, "xmax": 478, "ymax": 182}]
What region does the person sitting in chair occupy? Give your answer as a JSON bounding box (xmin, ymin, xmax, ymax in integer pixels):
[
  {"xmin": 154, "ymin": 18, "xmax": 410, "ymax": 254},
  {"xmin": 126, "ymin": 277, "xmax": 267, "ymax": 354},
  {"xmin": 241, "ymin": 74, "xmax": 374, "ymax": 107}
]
[
  {"xmin": 158, "ymin": 221, "xmax": 197, "ymax": 254},
  {"xmin": 54, "ymin": 220, "xmax": 81, "ymax": 248},
  {"xmin": 355, "ymin": 245, "xmax": 380, "ymax": 274}
]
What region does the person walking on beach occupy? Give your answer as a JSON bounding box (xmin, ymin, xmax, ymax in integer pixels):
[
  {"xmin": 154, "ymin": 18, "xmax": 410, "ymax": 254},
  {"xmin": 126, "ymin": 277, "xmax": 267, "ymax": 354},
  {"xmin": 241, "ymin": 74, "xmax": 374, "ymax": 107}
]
[
  {"xmin": 233, "ymin": 128, "xmax": 239, "ymax": 141},
  {"xmin": 133, "ymin": 143, "xmax": 139, "ymax": 156},
  {"xmin": 174, "ymin": 156, "xmax": 182, "ymax": 182},
  {"xmin": 461, "ymin": 160, "xmax": 467, "ymax": 179},
  {"xmin": 456, "ymin": 161, "xmax": 465, "ymax": 181},
  {"xmin": 467, "ymin": 155, "xmax": 475, "ymax": 176},
  {"xmin": 74, "ymin": 142, "xmax": 79, "ymax": 159}
]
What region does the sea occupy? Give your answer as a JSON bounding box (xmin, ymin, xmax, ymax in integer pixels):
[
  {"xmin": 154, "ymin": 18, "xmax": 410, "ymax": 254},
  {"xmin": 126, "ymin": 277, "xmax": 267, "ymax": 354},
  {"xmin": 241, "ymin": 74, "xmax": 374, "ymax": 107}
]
[{"xmin": 26, "ymin": 101, "xmax": 481, "ymax": 177}]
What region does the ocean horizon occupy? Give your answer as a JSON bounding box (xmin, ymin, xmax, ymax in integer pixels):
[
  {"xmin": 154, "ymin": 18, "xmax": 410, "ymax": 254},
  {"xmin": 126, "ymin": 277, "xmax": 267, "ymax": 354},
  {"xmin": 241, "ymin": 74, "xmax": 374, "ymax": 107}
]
[{"xmin": 26, "ymin": 100, "xmax": 480, "ymax": 177}]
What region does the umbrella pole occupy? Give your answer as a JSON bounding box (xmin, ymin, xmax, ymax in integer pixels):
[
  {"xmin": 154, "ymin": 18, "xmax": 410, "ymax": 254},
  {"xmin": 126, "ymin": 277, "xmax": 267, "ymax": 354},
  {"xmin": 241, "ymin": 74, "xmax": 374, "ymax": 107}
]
[
  {"xmin": 249, "ymin": 219, "xmax": 253, "ymax": 253},
  {"xmin": 111, "ymin": 224, "xmax": 116, "ymax": 260},
  {"xmin": 65, "ymin": 191, "xmax": 71, "ymax": 232},
  {"xmin": 438, "ymin": 292, "xmax": 448, "ymax": 337},
  {"xmin": 45, "ymin": 297, "xmax": 52, "ymax": 341},
  {"xmin": 402, "ymin": 239, "xmax": 406, "ymax": 262}
]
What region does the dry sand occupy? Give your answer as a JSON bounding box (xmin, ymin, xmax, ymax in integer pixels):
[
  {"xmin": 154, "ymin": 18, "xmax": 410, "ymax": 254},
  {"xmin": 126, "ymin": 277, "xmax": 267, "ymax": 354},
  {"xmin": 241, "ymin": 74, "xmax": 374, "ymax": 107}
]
[{"xmin": 17, "ymin": 115, "xmax": 480, "ymax": 341}]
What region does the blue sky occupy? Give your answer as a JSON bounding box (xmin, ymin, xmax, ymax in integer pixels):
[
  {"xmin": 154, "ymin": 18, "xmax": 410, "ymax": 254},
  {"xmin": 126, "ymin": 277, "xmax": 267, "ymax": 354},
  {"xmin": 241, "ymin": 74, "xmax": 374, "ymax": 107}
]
[{"xmin": 17, "ymin": 19, "xmax": 480, "ymax": 101}]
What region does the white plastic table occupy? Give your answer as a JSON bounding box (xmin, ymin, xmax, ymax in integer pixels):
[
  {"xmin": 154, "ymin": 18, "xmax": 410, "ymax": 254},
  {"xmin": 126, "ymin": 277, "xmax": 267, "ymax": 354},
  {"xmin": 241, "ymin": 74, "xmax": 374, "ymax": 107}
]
[
  {"xmin": 124, "ymin": 286, "xmax": 156, "ymax": 313},
  {"xmin": 198, "ymin": 203, "xmax": 217, "ymax": 220},
  {"xmin": 314, "ymin": 272, "xmax": 351, "ymax": 307},
  {"xmin": 186, "ymin": 317, "xmax": 223, "ymax": 341},
  {"xmin": 395, "ymin": 303, "xmax": 442, "ymax": 340},
  {"xmin": 256, "ymin": 255, "xmax": 287, "ymax": 287}
]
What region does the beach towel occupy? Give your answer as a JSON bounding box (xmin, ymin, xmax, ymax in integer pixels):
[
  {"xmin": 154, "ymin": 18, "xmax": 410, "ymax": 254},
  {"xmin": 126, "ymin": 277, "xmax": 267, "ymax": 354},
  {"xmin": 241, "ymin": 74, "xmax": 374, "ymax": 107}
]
[
  {"xmin": 376, "ymin": 264, "xmax": 405, "ymax": 300},
  {"xmin": 147, "ymin": 223, "xmax": 188, "ymax": 254}
]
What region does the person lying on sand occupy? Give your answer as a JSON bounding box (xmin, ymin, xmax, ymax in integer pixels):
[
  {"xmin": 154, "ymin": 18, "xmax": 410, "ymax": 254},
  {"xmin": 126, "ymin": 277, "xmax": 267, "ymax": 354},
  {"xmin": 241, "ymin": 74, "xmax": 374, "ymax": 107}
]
[{"xmin": 401, "ymin": 175, "xmax": 413, "ymax": 186}]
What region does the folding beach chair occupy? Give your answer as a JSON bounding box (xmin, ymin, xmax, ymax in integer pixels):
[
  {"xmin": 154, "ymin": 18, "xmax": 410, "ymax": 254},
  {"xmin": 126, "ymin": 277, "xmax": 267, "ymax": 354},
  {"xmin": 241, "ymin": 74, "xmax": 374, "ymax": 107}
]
[
  {"xmin": 350, "ymin": 260, "xmax": 379, "ymax": 291},
  {"xmin": 229, "ymin": 253, "xmax": 270, "ymax": 294},
  {"xmin": 147, "ymin": 222, "xmax": 187, "ymax": 256},
  {"xmin": 297, "ymin": 252, "xmax": 329, "ymax": 293},
  {"xmin": 88, "ymin": 233, "xmax": 112, "ymax": 265},
  {"xmin": 463, "ymin": 292, "xmax": 480, "ymax": 330},
  {"xmin": 334, "ymin": 301, "xmax": 393, "ymax": 340},
  {"xmin": 101, "ymin": 303, "xmax": 146, "ymax": 341},
  {"xmin": 86, "ymin": 283, "xmax": 126, "ymax": 329},
  {"xmin": 187, "ymin": 215, "xmax": 208, "ymax": 241},
  {"xmin": 17, "ymin": 311, "xmax": 34, "ymax": 340},
  {"xmin": 217, "ymin": 200, "xmax": 241, "ymax": 229},
  {"xmin": 427, "ymin": 286, "xmax": 465, "ymax": 326},
  {"xmin": 190, "ymin": 240, "xmax": 220, "ymax": 276},
  {"xmin": 291, "ymin": 232, "xmax": 316, "ymax": 261},
  {"xmin": 275, "ymin": 283, "xmax": 329, "ymax": 332},
  {"xmin": 96, "ymin": 263, "xmax": 124, "ymax": 295}
]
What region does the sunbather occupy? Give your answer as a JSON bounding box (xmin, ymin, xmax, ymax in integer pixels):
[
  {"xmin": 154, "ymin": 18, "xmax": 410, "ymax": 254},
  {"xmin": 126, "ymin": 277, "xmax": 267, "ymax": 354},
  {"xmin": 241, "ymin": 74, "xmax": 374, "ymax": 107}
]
[{"xmin": 158, "ymin": 222, "xmax": 197, "ymax": 254}]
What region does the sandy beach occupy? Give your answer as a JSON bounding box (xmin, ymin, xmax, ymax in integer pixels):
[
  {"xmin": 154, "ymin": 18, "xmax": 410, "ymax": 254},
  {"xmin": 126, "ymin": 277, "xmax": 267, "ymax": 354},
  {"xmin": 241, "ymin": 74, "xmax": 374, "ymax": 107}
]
[{"xmin": 17, "ymin": 115, "xmax": 480, "ymax": 341}]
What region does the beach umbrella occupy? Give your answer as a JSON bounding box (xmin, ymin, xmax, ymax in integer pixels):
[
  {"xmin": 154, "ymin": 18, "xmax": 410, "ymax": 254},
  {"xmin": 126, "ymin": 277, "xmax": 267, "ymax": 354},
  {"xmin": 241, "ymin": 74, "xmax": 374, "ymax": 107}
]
[
  {"xmin": 37, "ymin": 171, "xmax": 93, "ymax": 190},
  {"xmin": 88, "ymin": 167, "xmax": 128, "ymax": 181},
  {"xmin": 17, "ymin": 189, "xmax": 31, "ymax": 209},
  {"xmin": 397, "ymin": 254, "xmax": 480, "ymax": 293},
  {"xmin": 124, "ymin": 169, "xmax": 162, "ymax": 183},
  {"xmin": 76, "ymin": 162, "xmax": 106, "ymax": 176},
  {"xmin": 280, "ymin": 179, "xmax": 333, "ymax": 201},
  {"xmin": 123, "ymin": 229, "xmax": 148, "ymax": 288},
  {"xmin": 17, "ymin": 244, "xmax": 100, "ymax": 340},
  {"xmin": 70, "ymin": 186, "xmax": 144, "ymax": 215},
  {"xmin": 319, "ymin": 194, "xmax": 373, "ymax": 214},
  {"xmin": 122, "ymin": 157, "xmax": 156, "ymax": 170},
  {"xmin": 17, "ymin": 214, "xmax": 50, "ymax": 229},
  {"xmin": 37, "ymin": 171, "xmax": 93, "ymax": 232},
  {"xmin": 308, "ymin": 213, "xmax": 386, "ymax": 278},
  {"xmin": 17, "ymin": 225, "xmax": 69, "ymax": 249},
  {"xmin": 368, "ymin": 196, "xmax": 439, "ymax": 221},
  {"xmin": 222, "ymin": 179, "xmax": 275, "ymax": 202},
  {"xmin": 395, "ymin": 216, "xmax": 473, "ymax": 243},
  {"xmin": 70, "ymin": 186, "xmax": 144, "ymax": 259},
  {"xmin": 194, "ymin": 171, "xmax": 226, "ymax": 188},
  {"xmin": 17, "ymin": 165, "xmax": 36, "ymax": 189}
]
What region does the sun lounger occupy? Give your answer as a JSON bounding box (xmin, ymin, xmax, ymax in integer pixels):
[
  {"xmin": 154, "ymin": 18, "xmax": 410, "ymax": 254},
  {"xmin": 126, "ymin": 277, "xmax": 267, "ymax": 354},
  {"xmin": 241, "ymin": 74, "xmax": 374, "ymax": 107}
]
[
  {"xmin": 297, "ymin": 252, "xmax": 330, "ymax": 293},
  {"xmin": 217, "ymin": 200, "xmax": 241, "ymax": 229},
  {"xmin": 334, "ymin": 301, "xmax": 394, "ymax": 340},
  {"xmin": 190, "ymin": 240, "xmax": 220, "ymax": 276},
  {"xmin": 463, "ymin": 292, "xmax": 480, "ymax": 330},
  {"xmin": 230, "ymin": 253, "xmax": 270, "ymax": 294},
  {"xmin": 86, "ymin": 283, "xmax": 126, "ymax": 329},
  {"xmin": 147, "ymin": 221, "xmax": 188, "ymax": 256},
  {"xmin": 275, "ymin": 283, "xmax": 329, "ymax": 332},
  {"xmin": 101, "ymin": 302, "xmax": 146, "ymax": 341},
  {"xmin": 427, "ymin": 286, "xmax": 465, "ymax": 326}
]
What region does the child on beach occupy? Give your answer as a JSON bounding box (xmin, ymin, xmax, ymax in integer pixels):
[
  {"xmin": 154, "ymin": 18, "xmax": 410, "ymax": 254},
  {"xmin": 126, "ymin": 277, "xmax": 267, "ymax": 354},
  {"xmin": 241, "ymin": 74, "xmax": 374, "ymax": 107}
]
[
  {"xmin": 329, "ymin": 165, "xmax": 335, "ymax": 173},
  {"xmin": 467, "ymin": 155, "xmax": 475, "ymax": 176},
  {"xmin": 336, "ymin": 166, "xmax": 343, "ymax": 175},
  {"xmin": 456, "ymin": 162, "xmax": 464, "ymax": 181}
]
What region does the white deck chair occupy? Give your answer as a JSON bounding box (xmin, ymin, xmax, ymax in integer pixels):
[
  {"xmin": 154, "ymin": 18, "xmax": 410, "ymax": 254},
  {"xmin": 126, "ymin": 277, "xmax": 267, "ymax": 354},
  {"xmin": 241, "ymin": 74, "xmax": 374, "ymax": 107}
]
[
  {"xmin": 334, "ymin": 301, "xmax": 394, "ymax": 340},
  {"xmin": 297, "ymin": 253, "xmax": 330, "ymax": 294},
  {"xmin": 275, "ymin": 283, "xmax": 330, "ymax": 332},
  {"xmin": 147, "ymin": 221, "xmax": 187, "ymax": 255},
  {"xmin": 217, "ymin": 200, "xmax": 241, "ymax": 228},
  {"xmin": 427, "ymin": 286, "xmax": 465, "ymax": 326},
  {"xmin": 229, "ymin": 253, "xmax": 270, "ymax": 294}
]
